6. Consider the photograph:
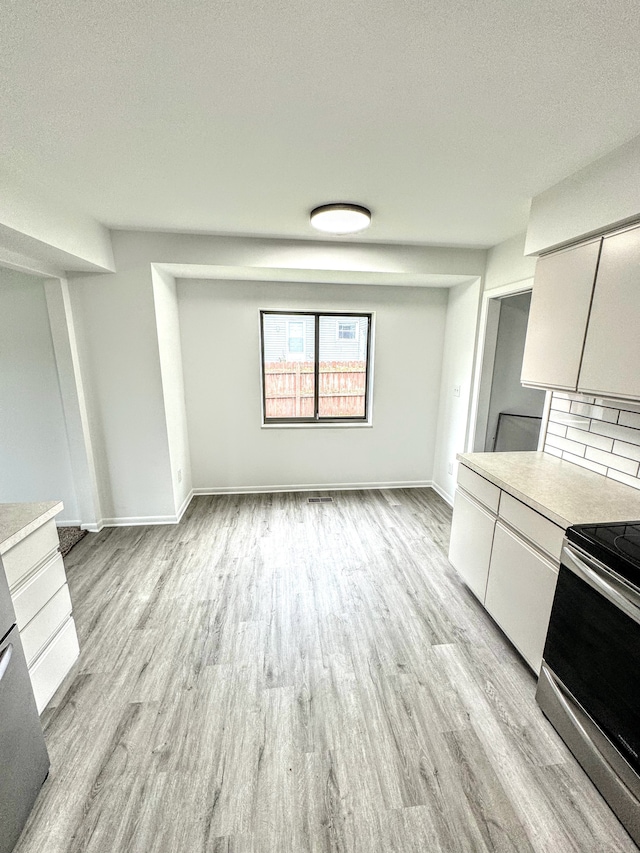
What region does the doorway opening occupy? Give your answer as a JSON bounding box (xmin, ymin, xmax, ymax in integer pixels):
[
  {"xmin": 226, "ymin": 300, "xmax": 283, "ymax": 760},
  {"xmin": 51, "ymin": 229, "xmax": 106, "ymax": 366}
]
[{"xmin": 472, "ymin": 289, "xmax": 547, "ymax": 453}]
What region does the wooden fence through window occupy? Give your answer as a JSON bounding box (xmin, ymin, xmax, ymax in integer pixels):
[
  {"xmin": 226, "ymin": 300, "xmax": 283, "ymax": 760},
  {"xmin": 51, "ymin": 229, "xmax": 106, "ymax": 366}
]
[{"xmin": 264, "ymin": 361, "xmax": 366, "ymax": 418}]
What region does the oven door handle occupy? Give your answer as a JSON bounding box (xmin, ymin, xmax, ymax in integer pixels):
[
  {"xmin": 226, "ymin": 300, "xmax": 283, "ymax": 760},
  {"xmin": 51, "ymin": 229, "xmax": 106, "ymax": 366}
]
[{"xmin": 563, "ymin": 545, "xmax": 640, "ymax": 626}]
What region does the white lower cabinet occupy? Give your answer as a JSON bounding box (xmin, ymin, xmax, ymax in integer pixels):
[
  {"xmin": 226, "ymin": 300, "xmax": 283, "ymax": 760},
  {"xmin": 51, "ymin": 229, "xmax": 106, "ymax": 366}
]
[
  {"xmin": 2, "ymin": 514, "xmax": 79, "ymax": 714},
  {"xmin": 449, "ymin": 464, "xmax": 564, "ymax": 676},
  {"xmin": 484, "ymin": 522, "xmax": 559, "ymax": 673},
  {"xmin": 448, "ymin": 488, "xmax": 496, "ymax": 602}
]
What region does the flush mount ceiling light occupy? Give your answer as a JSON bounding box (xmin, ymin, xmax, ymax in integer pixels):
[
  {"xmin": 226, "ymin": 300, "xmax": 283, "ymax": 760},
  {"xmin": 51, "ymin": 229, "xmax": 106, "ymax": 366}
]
[{"xmin": 310, "ymin": 203, "xmax": 371, "ymax": 235}]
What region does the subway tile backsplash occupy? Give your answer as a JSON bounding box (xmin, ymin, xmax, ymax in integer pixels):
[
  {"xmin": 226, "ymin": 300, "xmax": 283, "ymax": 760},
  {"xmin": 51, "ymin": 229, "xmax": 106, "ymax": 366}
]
[{"xmin": 544, "ymin": 392, "xmax": 640, "ymax": 490}]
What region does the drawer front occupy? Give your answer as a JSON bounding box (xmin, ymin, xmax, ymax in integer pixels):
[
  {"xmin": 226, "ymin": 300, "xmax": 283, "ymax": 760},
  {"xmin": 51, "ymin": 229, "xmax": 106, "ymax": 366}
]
[
  {"xmin": 12, "ymin": 551, "xmax": 67, "ymax": 631},
  {"xmin": 29, "ymin": 617, "xmax": 79, "ymax": 714},
  {"xmin": 485, "ymin": 522, "xmax": 559, "ymax": 674},
  {"xmin": 457, "ymin": 465, "xmax": 500, "ymax": 513},
  {"xmin": 449, "ymin": 489, "xmax": 496, "ymax": 603},
  {"xmin": 2, "ymin": 520, "xmax": 60, "ymax": 590},
  {"xmin": 21, "ymin": 583, "xmax": 72, "ymax": 666},
  {"xmin": 498, "ymin": 492, "xmax": 564, "ymax": 561}
]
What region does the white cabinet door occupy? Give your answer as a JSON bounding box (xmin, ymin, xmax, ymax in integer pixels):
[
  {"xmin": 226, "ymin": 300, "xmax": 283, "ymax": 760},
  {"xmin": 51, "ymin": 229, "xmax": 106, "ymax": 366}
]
[
  {"xmin": 579, "ymin": 224, "xmax": 640, "ymax": 400},
  {"xmin": 448, "ymin": 489, "xmax": 496, "ymax": 603},
  {"xmin": 521, "ymin": 238, "xmax": 601, "ymax": 391},
  {"xmin": 485, "ymin": 522, "xmax": 558, "ymax": 673}
]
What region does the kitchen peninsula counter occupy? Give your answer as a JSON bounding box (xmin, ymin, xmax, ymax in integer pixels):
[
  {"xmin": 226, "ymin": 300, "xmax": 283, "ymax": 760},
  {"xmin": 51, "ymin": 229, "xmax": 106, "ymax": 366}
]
[
  {"xmin": 0, "ymin": 501, "xmax": 64, "ymax": 556},
  {"xmin": 457, "ymin": 451, "xmax": 640, "ymax": 529}
]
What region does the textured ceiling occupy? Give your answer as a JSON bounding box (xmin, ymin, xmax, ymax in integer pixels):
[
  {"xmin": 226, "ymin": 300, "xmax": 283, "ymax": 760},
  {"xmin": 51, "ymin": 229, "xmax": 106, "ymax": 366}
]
[{"xmin": 2, "ymin": 0, "xmax": 640, "ymax": 247}]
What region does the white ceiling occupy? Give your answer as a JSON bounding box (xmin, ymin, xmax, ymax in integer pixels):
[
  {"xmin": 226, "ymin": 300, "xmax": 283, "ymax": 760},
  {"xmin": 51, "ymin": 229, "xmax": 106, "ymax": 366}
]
[{"xmin": 2, "ymin": 1, "xmax": 640, "ymax": 248}]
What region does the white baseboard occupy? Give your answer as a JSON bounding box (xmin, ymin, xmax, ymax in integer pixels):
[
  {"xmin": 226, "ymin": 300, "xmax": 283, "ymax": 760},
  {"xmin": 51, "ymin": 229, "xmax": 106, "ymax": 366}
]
[
  {"xmin": 100, "ymin": 514, "xmax": 181, "ymax": 528},
  {"xmin": 430, "ymin": 481, "xmax": 454, "ymax": 507},
  {"xmin": 193, "ymin": 480, "xmax": 434, "ymax": 496},
  {"xmin": 177, "ymin": 490, "xmax": 195, "ymax": 521},
  {"xmin": 94, "ymin": 491, "xmax": 195, "ymax": 529},
  {"xmin": 55, "ymin": 519, "xmax": 82, "ymax": 528},
  {"xmin": 81, "ymin": 521, "xmax": 104, "ymax": 533},
  {"xmin": 80, "ymin": 483, "xmax": 441, "ymax": 529}
]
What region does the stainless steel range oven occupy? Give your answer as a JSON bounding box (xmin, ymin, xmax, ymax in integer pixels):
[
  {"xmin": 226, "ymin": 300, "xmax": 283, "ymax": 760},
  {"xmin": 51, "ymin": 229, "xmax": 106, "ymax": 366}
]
[{"xmin": 537, "ymin": 521, "xmax": 640, "ymax": 846}]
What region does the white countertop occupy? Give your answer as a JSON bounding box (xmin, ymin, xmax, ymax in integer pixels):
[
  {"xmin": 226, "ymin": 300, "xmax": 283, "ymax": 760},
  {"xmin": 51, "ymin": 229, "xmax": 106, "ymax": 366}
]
[
  {"xmin": 0, "ymin": 501, "xmax": 64, "ymax": 555},
  {"xmin": 457, "ymin": 451, "xmax": 640, "ymax": 529}
]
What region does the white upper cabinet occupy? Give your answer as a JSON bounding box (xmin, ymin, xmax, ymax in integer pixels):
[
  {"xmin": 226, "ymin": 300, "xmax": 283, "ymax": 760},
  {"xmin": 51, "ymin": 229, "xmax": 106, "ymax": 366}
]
[
  {"xmin": 578, "ymin": 225, "xmax": 640, "ymax": 400},
  {"xmin": 521, "ymin": 238, "xmax": 601, "ymax": 391}
]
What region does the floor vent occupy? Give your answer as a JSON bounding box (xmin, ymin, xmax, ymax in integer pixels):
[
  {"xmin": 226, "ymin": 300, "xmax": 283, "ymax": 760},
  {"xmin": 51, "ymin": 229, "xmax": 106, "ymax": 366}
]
[{"xmin": 308, "ymin": 496, "xmax": 334, "ymax": 503}]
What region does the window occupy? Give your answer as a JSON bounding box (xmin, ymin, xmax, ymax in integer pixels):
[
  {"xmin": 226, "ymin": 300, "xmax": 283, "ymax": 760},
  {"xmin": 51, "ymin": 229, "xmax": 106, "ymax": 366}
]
[
  {"xmin": 337, "ymin": 320, "xmax": 357, "ymax": 341},
  {"xmin": 287, "ymin": 320, "xmax": 305, "ymax": 355},
  {"xmin": 261, "ymin": 311, "xmax": 372, "ymax": 423}
]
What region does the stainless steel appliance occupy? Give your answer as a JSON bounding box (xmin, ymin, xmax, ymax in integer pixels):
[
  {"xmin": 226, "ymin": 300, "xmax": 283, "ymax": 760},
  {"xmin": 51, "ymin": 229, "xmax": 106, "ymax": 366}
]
[
  {"xmin": 537, "ymin": 522, "xmax": 640, "ymax": 846},
  {"xmin": 0, "ymin": 563, "xmax": 49, "ymax": 853}
]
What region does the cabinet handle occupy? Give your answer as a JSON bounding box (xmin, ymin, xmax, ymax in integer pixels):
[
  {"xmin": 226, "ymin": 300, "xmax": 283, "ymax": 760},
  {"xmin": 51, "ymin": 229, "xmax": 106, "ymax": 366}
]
[
  {"xmin": 0, "ymin": 643, "xmax": 13, "ymax": 683},
  {"xmin": 563, "ymin": 544, "xmax": 640, "ymax": 625}
]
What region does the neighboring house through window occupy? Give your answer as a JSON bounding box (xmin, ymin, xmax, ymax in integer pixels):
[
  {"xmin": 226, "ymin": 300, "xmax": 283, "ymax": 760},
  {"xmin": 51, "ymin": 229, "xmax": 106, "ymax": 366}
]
[{"xmin": 337, "ymin": 320, "xmax": 357, "ymax": 341}]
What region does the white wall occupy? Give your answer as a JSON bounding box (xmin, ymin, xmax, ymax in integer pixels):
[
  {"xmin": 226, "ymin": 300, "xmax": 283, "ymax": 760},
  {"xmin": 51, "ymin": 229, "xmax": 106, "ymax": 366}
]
[
  {"xmin": 484, "ymin": 292, "xmax": 546, "ymax": 450},
  {"xmin": 66, "ymin": 230, "xmax": 485, "ymax": 521},
  {"xmin": 178, "ymin": 279, "xmax": 448, "ymax": 491},
  {"xmin": 0, "ymin": 268, "xmax": 79, "ymax": 521},
  {"xmin": 526, "ymin": 134, "xmax": 640, "ymax": 255},
  {"xmin": 151, "ymin": 267, "xmax": 192, "ymax": 515},
  {"xmin": 68, "ymin": 266, "xmax": 176, "ymax": 524},
  {"xmin": 484, "ymin": 233, "xmax": 537, "ymax": 291},
  {"xmin": 431, "ymin": 279, "xmax": 482, "ymax": 504},
  {"xmin": 44, "ymin": 279, "xmax": 102, "ymax": 528}
]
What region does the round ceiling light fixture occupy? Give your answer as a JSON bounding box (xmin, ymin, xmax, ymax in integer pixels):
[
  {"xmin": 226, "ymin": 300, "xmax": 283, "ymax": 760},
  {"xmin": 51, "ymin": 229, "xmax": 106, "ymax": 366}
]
[{"xmin": 310, "ymin": 203, "xmax": 371, "ymax": 235}]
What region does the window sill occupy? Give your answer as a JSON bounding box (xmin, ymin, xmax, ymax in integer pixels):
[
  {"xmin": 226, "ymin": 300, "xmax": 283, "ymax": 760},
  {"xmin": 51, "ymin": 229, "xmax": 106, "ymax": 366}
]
[{"xmin": 261, "ymin": 421, "xmax": 373, "ymax": 430}]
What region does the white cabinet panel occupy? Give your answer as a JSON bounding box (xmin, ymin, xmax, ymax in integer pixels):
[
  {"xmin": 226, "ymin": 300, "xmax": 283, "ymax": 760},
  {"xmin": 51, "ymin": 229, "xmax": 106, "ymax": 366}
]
[
  {"xmin": 521, "ymin": 239, "xmax": 601, "ymax": 391},
  {"xmin": 448, "ymin": 488, "xmax": 496, "ymax": 602},
  {"xmin": 29, "ymin": 617, "xmax": 79, "ymax": 714},
  {"xmin": 12, "ymin": 551, "xmax": 67, "ymax": 630},
  {"xmin": 457, "ymin": 465, "xmax": 500, "ymax": 513},
  {"xmin": 498, "ymin": 492, "xmax": 564, "ymax": 562},
  {"xmin": 2, "ymin": 519, "xmax": 59, "ymax": 589},
  {"xmin": 579, "ymin": 225, "xmax": 640, "ymax": 400},
  {"xmin": 21, "ymin": 583, "xmax": 72, "ymax": 666},
  {"xmin": 485, "ymin": 522, "xmax": 559, "ymax": 674}
]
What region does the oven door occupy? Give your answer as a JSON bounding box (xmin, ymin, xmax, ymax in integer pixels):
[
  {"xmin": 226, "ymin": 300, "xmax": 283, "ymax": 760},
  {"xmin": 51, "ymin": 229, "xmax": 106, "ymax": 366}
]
[{"xmin": 537, "ymin": 541, "xmax": 640, "ymax": 844}]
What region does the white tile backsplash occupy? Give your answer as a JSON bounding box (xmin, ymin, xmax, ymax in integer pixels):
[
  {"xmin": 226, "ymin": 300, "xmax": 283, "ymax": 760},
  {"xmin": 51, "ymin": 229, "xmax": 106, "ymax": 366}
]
[
  {"xmin": 544, "ymin": 392, "xmax": 640, "ymax": 491},
  {"xmin": 613, "ymin": 439, "xmax": 640, "ymax": 463},
  {"xmin": 550, "ymin": 397, "xmax": 572, "ymax": 413},
  {"xmin": 585, "ymin": 446, "xmax": 639, "ymax": 476},
  {"xmin": 561, "ymin": 451, "xmax": 607, "ymax": 475},
  {"xmin": 619, "ymin": 410, "xmax": 640, "ymax": 430},
  {"xmin": 547, "ymin": 421, "xmax": 567, "ymax": 438},
  {"xmin": 545, "ymin": 434, "xmax": 586, "ymax": 456},
  {"xmin": 565, "ymin": 427, "xmax": 613, "ymax": 451},
  {"xmin": 547, "ymin": 409, "xmax": 591, "ymax": 429},
  {"xmin": 570, "ymin": 401, "xmax": 619, "ymax": 422}
]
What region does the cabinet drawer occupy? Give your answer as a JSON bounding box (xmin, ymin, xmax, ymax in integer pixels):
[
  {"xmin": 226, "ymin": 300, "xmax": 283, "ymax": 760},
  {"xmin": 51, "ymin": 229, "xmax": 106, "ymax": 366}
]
[
  {"xmin": 29, "ymin": 617, "xmax": 79, "ymax": 714},
  {"xmin": 449, "ymin": 489, "xmax": 496, "ymax": 602},
  {"xmin": 12, "ymin": 551, "xmax": 67, "ymax": 630},
  {"xmin": 498, "ymin": 492, "xmax": 564, "ymax": 561},
  {"xmin": 21, "ymin": 583, "xmax": 72, "ymax": 667},
  {"xmin": 457, "ymin": 465, "xmax": 500, "ymax": 513},
  {"xmin": 2, "ymin": 520, "xmax": 60, "ymax": 590},
  {"xmin": 485, "ymin": 522, "xmax": 559, "ymax": 674}
]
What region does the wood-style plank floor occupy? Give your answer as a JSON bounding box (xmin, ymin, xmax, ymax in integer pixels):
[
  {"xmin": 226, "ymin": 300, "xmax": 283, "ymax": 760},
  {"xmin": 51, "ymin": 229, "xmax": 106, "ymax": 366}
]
[{"xmin": 15, "ymin": 489, "xmax": 637, "ymax": 853}]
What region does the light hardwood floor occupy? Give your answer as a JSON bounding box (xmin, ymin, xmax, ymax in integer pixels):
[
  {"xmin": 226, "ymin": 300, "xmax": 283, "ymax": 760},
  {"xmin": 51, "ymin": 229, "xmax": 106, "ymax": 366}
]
[{"xmin": 14, "ymin": 489, "xmax": 637, "ymax": 852}]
